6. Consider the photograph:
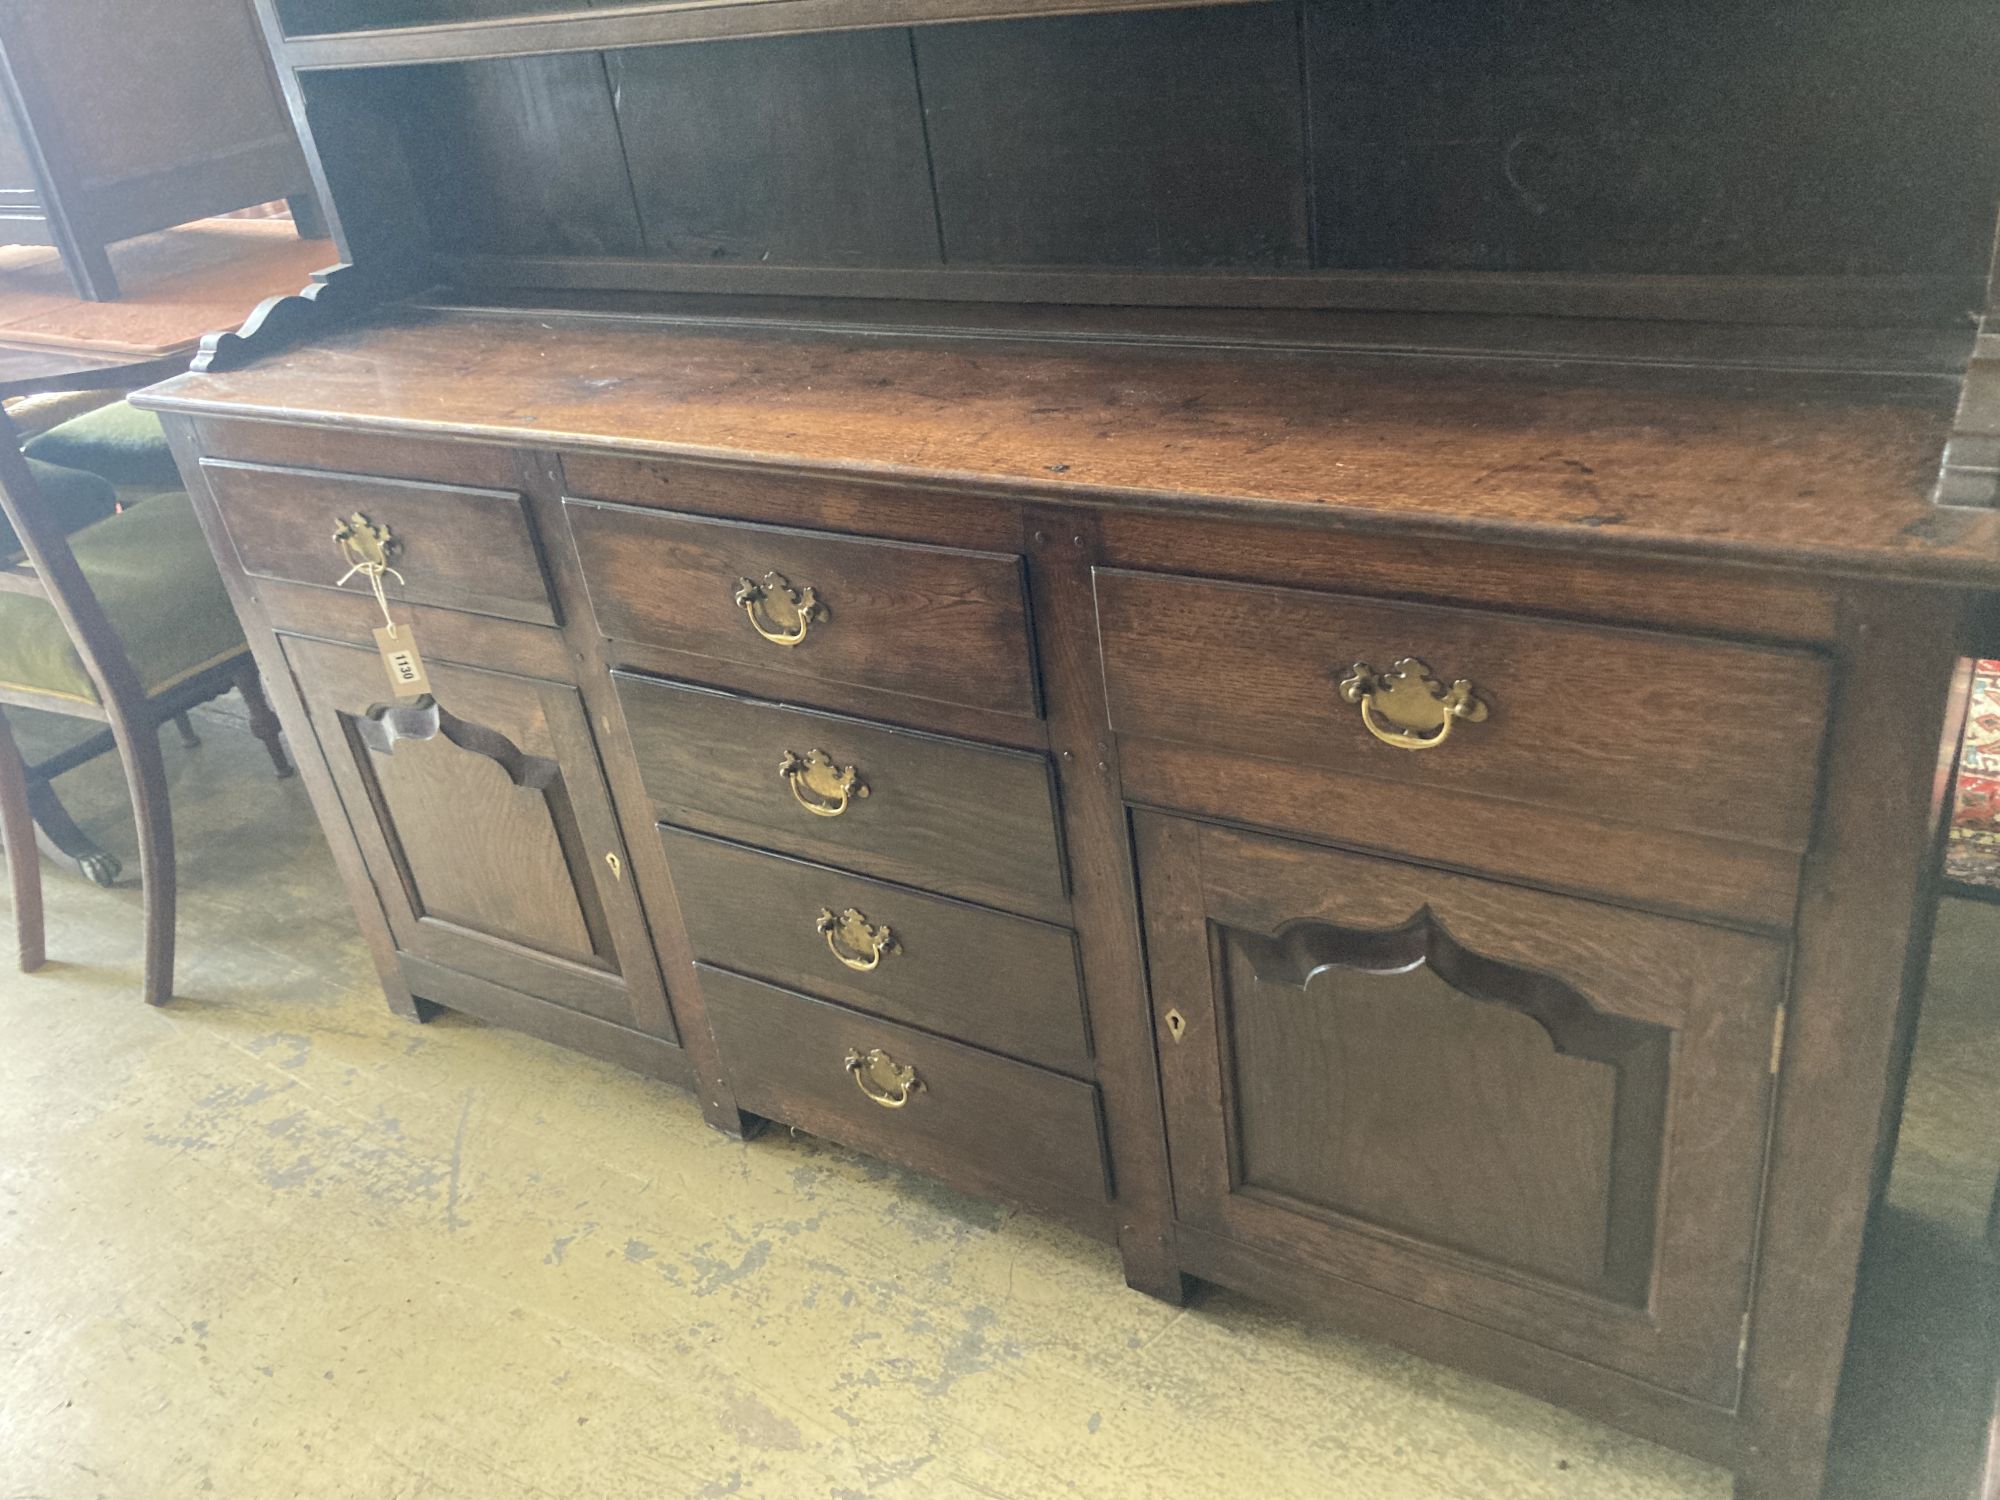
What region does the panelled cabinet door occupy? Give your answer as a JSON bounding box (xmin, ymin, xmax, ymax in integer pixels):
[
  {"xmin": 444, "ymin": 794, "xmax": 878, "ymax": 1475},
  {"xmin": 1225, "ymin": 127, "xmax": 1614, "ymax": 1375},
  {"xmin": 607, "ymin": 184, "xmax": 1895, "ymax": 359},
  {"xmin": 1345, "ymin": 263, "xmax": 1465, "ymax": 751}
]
[
  {"xmin": 1136, "ymin": 815, "xmax": 1784, "ymax": 1407},
  {"xmin": 280, "ymin": 634, "xmax": 676, "ymax": 1042}
]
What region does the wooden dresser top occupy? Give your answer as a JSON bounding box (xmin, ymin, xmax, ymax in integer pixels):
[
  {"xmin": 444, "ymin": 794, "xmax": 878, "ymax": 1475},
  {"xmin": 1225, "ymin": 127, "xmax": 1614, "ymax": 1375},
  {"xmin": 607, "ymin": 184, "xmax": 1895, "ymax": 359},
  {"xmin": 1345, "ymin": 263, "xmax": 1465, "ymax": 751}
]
[{"xmin": 135, "ymin": 306, "xmax": 2000, "ymax": 587}]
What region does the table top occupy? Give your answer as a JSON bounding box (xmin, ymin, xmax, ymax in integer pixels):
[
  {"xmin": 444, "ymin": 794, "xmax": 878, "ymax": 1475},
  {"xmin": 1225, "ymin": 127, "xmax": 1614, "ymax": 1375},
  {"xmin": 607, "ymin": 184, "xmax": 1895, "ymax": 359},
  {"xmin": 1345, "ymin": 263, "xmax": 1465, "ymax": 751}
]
[
  {"xmin": 0, "ymin": 218, "xmax": 333, "ymax": 400},
  {"xmin": 136, "ymin": 302, "xmax": 2000, "ymax": 588}
]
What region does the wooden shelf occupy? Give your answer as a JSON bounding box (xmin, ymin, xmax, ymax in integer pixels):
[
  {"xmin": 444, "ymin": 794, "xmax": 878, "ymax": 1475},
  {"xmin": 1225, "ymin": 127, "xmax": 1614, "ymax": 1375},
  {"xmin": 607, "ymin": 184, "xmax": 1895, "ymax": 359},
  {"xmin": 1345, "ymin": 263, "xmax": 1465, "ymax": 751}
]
[{"xmin": 278, "ymin": 0, "xmax": 1257, "ymax": 68}]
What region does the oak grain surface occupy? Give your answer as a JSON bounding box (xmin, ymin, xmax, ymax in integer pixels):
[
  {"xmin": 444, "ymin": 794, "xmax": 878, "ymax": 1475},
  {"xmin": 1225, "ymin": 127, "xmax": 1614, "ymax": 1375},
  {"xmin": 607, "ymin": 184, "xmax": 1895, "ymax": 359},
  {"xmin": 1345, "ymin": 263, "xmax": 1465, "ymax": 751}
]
[{"xmin": 134, "ymin": 311, "xmax": 1992, "ymax": 582}]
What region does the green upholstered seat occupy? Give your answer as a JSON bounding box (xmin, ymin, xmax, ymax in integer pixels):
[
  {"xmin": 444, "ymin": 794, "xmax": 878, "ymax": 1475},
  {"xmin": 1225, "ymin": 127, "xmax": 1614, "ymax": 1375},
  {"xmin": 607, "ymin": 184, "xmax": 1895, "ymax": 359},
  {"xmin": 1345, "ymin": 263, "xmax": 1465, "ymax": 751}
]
[
  {"xmin": 0, "ymin": 458, "xmax": 120, "ymax": 561},
  {"xmin": 0, "ymin": 489, "xmax": 245, "ymax": 704},
  {"xmin": 23, "ymin": 400, "xmax": 181, "ymax": 489}
]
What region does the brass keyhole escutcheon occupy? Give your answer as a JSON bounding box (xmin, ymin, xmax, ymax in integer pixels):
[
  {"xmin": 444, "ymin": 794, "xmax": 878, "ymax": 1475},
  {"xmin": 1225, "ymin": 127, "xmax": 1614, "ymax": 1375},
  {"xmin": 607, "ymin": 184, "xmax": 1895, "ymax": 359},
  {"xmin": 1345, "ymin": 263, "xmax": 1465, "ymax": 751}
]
[
  {"xmin": 1165, "ymin": 1008, "xmax": 1187, "ymax": 1043},
  {"xmin": 845, "ymin": 1047, "xmax": 923, "ymax": 1109},
  {"xmin": 817, "ymin": 907, "xmax": 900, "ymax": 972},
  {"xmin": 604, "ymin": 851, "xmax": 622, "ymax": 880},
  {"xmin": 1338, "ymin": 658, "xmax": 1488, "ymax": 752},
  {"xmin": 734, "ymin": 570, "xmax": 823, "ymax": 647},
  {"xmin": 779, "ymin": 748, "xmax": 868, "ymax": 818}
]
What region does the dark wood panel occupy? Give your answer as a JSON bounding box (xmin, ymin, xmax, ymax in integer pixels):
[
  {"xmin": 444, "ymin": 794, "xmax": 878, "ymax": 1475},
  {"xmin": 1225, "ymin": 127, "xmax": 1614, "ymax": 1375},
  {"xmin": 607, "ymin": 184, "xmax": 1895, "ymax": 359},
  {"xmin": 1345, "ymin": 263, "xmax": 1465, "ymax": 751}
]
[
  {"xmin": 400, "ymin": 954, "xmax": 693, "ymax": 1087},
  {"xmin": 607, "ymin": 634, "xmax": 1050, "ymax": 753},
  {"xmin": 1139, "ymin": 814, "xmax": 1784, "ymax": 1405},
  {"xmin": 566, "ymin": 497, "xmax": 1038, "ymax": 718},
  {"xmin": 274, "ymin": 0, "xmax": 1274, "ymax": 66},
  {"xmin": 1226, "ymin": 945, "xmax": 1638, "ymax": 1299},
  {"xmin": 396, "ymin": 52, "xmax": 642, "ymax": 258},
  {"xmin": 559, "ymin": 452, "xmax": 1024, "ymax": 551},
  {"xmin": 1306, "ymin": 0, "xmax": 2000, "ymax": 280},
  {"xmin": 195, "ymin": 417, "xmax": 525, "ymax": 491},
  {"xmin": 276, "ymin": 0, "xmax": 568, "ymax": 34},
  {"xmin": 609, "ymin": 31, "xmax": 939, "ymax": 267},
  {"xmin": 614, "ymin": 673, "xmax": 1069, "ymax": 921},
  {"xmin": 251, "ymin": 579, "xmax": 575, "ymax": 682},
  {"xmin": 1096, "ymin": 568, "xmax": 1829, "ymax": 851},
  {"xmin": 135, "ymin": 315, "xmax": 1990, "ymax": 588},
  {"xmin": 280, "ymin": 635, "xmax": 675, "ymax": 1038},
  {"xmin": 698, "ymin": 963, "xmax": 1113, "ymax": 1232},
  {"xmin": 1118, "ymin": 737, "xmax": 1801, "ymax": 930},
  {"xmin": 1098, "ymin": 510, "xmax": 1840, "ymax": 646},
  {"xmin": 915, "ymin": 4, "xmax": 1307, "ymax": 269},
  {"xmin": 663, "ymin": 826, "xmax": 1090, "ymax": 1077},
  {"xmin": 204, "ymin": 458, "xmax": 558, "ymax": 625},
  {"xmin": 0, "ymin": 0, "xmax": 296, "ymax": 191}
]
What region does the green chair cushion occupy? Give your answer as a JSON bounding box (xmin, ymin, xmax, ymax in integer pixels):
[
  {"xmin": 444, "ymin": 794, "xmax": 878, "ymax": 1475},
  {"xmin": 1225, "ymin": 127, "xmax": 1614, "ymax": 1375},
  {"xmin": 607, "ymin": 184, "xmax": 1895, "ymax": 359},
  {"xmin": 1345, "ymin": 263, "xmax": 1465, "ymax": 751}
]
[
  {"xmin": 0, "ymin": 489, "xmax": 245, "ymax": 703},
  {"xmin": 24, "ymin": 400, "xmax": 180, "ymax": 488},
  {"xmin": 0, "ymin": 458, "xmax": 119, "ymax": 561}
]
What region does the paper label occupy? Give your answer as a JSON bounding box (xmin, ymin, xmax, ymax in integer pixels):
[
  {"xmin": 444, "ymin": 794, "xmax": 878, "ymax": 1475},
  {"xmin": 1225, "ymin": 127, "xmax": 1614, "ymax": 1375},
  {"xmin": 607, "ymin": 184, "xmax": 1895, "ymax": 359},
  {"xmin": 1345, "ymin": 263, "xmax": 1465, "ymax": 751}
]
[{"xmin": 374, "ymin": 624, "xmax": 431, "ymax": 699}]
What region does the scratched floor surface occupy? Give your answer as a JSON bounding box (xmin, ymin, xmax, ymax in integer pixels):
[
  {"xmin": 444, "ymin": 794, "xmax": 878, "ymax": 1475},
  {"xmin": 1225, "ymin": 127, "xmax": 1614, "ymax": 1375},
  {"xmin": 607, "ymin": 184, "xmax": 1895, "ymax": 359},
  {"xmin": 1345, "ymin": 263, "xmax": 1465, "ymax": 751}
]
[{"xmin": 1, "ymin": 699, "xmax": 1994, "ymax": 1500}]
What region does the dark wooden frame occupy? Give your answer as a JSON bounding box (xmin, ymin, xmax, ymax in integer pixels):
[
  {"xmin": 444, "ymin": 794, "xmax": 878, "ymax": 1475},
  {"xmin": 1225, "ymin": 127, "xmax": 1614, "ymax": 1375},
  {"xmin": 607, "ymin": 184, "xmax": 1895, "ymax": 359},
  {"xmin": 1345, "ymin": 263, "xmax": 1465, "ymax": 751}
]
[{"xmin": 0, "ymin": 0, "xmax": 322, "ymax": 301}]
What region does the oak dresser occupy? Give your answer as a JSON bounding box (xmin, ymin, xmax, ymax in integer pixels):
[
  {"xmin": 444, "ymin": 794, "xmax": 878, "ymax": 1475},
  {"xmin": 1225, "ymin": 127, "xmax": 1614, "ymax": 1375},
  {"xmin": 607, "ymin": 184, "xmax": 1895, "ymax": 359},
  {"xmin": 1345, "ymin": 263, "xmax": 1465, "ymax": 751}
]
[{"xmin": 130, "ymin": 2, "xmax": 2000, "ymax": 1495}]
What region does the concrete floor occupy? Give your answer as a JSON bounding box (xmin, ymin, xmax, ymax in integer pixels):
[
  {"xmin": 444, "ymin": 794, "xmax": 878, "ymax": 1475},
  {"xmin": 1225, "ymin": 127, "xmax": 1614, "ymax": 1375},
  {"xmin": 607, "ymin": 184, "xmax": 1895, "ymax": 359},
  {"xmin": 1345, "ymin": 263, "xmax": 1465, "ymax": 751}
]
[{"xmin": 1, "ymin": 697, "xmax": 1995, "ymax": 1500}]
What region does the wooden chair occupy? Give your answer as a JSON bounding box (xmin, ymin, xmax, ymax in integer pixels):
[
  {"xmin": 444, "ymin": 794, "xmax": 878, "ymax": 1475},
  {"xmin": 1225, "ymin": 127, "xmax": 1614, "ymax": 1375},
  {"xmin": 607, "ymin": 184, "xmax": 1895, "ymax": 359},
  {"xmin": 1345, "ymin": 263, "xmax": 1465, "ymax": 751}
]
[{"xmin": 0, "ymin": 400, "xmax": 289, "ymax": 1003}]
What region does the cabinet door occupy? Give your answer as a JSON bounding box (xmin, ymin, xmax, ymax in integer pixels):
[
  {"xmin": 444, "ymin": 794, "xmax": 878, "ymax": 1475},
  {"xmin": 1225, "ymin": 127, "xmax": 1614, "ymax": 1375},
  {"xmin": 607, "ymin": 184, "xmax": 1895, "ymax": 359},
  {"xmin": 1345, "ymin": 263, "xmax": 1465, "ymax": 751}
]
[
  {"xmin": 1137, "ymin": 815, "xmax": 1783, "ymax": 1406},
  {"xmin": 281, "ymin": 634, "xmax": 675, "ymax": 1041}
]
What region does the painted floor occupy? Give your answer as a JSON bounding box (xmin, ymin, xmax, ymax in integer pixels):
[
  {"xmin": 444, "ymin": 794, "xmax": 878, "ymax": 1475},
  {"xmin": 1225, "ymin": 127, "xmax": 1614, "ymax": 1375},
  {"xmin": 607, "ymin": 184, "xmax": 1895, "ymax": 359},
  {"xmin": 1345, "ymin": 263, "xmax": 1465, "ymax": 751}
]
[{"xmin": 1, "ymin": 696, "xmax": 1994, "ymax": 1500}]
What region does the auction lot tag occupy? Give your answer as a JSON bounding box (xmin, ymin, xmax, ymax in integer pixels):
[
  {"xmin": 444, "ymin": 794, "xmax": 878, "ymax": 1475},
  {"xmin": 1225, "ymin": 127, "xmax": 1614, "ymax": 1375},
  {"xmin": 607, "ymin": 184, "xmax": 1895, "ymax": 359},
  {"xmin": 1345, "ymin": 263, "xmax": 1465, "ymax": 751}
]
[{"xmin": 374, "ymin": 624, "xmax": 432, "ymax": 699}]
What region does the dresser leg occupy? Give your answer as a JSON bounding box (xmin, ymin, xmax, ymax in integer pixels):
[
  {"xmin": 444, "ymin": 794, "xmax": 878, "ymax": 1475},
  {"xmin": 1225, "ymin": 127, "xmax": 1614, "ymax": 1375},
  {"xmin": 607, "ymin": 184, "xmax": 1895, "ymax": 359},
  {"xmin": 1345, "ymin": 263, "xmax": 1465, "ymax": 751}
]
[
  {"xmin": 387, "ymin": 987, "xmax": 438, "ymax": 1023},
  {"xmin": 1118, "ymin": 1226, "xmax": 1192, "ymax": 1305},
  {"xmin": 702, "ymin": 1105, "xmax": 765, "ymax": 1142}
]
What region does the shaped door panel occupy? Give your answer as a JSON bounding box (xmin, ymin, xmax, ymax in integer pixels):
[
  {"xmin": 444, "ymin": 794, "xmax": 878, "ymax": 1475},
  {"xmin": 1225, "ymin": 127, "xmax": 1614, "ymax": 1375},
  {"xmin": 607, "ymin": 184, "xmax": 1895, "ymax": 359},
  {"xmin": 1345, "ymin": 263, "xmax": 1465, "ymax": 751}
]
[
  {"xmin": 281, "ymin": 634, "xmax": 674, "ymax": 1040},
  {"xmin": 1138, "ymin": 814, "xmax": 1783, "ymax": 1406}
]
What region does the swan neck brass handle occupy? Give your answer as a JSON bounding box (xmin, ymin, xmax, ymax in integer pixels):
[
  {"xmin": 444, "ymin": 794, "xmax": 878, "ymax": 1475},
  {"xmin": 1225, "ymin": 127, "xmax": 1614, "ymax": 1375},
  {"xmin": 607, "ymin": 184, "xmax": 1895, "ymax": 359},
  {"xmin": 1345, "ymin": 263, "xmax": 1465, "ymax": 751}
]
[
  {"xmin": 780, "ymin": 749, "xmax": 868, "ymax": 818},
  {"xmin": 845, "ymin": 1047, "xmax": 923, "ymax": 1109},
  {"xmin": 735, "ymin": 570, "xmax": 823, "ymax": 647},
  {"xmin": 1339, "ymin": 658, "xmax": 1489, "ymax": 752},
  {"xmin": 817, "ymin": 907, "xmax": 899, "ymax": 972},
  {"xmin": 332, "ymin": 512, "xmax": 402, "ymax": 582}
]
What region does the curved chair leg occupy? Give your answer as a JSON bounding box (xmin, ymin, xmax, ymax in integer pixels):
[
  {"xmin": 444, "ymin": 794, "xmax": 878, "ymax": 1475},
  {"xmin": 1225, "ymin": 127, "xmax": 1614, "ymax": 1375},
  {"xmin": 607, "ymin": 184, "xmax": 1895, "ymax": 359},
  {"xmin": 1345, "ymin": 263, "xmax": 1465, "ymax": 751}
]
[
  {"xmin": 0, "ymin": 706, "xmax": 44, "ymax": 972},
  {"xmin": 108, "ymin": 715, "xmax": 174, "ymax": 1005},
  {"xmin": 236, "ymin": 665, "xmax": 293, "ymax": 779},
  {"xmin": 26, "ymin": 776, "xmax": 121, "ymax": 887}
]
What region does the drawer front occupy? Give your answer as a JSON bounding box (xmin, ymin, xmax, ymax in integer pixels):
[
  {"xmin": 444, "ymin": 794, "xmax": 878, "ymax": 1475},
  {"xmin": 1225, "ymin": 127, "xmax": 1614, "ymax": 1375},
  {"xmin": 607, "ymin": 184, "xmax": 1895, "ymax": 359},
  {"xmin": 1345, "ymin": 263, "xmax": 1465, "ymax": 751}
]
[
  {"xmin": 566, "ymin": 498, "xmax": 1039, "ymax": 718},
  {"xmin": 1096, "ymin": 568, "xmax": 1829, "ymax": 852},
  {"xmin": 616, "ymin": 673, "xmax": 1069, "ymax": 921},
  {"xmin": 203, "ymin": 458, "xmax": 556, "ymax": 626},
  {"xmin": 664, "ymin": 827, "xmax": 1090, "ymax": 1077},
  {"xmin": 699, "ymin": 964, "xmax": 1112, "ymax": 1229}
]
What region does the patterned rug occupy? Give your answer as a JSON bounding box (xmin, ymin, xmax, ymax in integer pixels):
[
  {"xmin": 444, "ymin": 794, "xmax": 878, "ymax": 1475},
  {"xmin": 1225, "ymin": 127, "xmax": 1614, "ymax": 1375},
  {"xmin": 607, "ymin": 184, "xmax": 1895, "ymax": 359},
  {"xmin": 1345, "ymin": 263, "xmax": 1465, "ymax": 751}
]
[{"xmin": 1946, "ymin": 659, "xmax": 2000, "ymax": 891}]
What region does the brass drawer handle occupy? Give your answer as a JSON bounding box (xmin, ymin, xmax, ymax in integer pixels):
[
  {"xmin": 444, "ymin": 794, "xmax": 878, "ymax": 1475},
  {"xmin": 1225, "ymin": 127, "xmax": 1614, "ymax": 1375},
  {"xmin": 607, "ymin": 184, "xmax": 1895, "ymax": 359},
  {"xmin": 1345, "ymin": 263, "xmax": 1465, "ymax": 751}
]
[
  {"xmin": 734, "ymin": 570, "xmax": 822, "ymax": 647},
  {"xmin": 780, "ymin": 748, "xmax": 868, "ymax": 817},
  {"xmin": 333, "ymin": 512, "xmax": 401, "ymax": 582},
  {"xmin": 846, "ymin": 1047, "xmax": 924, "ymax": 1109},
  {"xmin": 817, "ymin": 907, "xmax": 900, "ymax": 972},
  {"xmin": 1339, "ymin": 658, "xmax": 1488, "ymax": 751}
]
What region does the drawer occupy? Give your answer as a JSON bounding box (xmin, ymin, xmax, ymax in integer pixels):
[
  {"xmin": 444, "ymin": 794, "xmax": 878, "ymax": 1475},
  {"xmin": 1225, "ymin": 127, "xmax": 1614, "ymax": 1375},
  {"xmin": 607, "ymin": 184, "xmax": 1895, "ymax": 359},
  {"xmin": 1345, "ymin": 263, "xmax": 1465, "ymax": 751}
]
[
  {"xmin": 664, "ymin": 827, "xmax": 1090, "ymax": 1077},
  {"xmin": 203, "ymin": 458, "xmax": 556, "ymax": 626},
  {"xmin": 566, "ymin": 498, "xmax": 1039, "ymax": 718},
  {"xmin": 1095, "ymin": 569, "xmax": 1830, "ymax": 852},
  {"xmin": 616, "ymin": 673, "xmax": 1069, "ymax": 922},
  {"xmin": 698, "ymin": 964, "xmax": 1112, "ymax": 1229}
]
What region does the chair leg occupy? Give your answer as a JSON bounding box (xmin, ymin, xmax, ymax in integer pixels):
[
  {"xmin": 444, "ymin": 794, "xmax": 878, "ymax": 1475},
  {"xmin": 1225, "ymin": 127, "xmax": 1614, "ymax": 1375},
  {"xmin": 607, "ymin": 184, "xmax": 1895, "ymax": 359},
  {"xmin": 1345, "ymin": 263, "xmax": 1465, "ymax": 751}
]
[
  {"xmin": 0, "ymin": 707, "xmax": 44, "ymax": 972},
  {"xmin": 109, "ymin": 716, "xmax": 174, "ymax": 1006},
  {"xmin": 236, "ymin": 666, "xmax": 293, "ymax": 779},
  {"xmin": 171, "ymin": 711, "xmax": 200, "ymax": 749},
  {"xmin": 25, "ymin": 775, "xmax": 121, "ymax": 887}
]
